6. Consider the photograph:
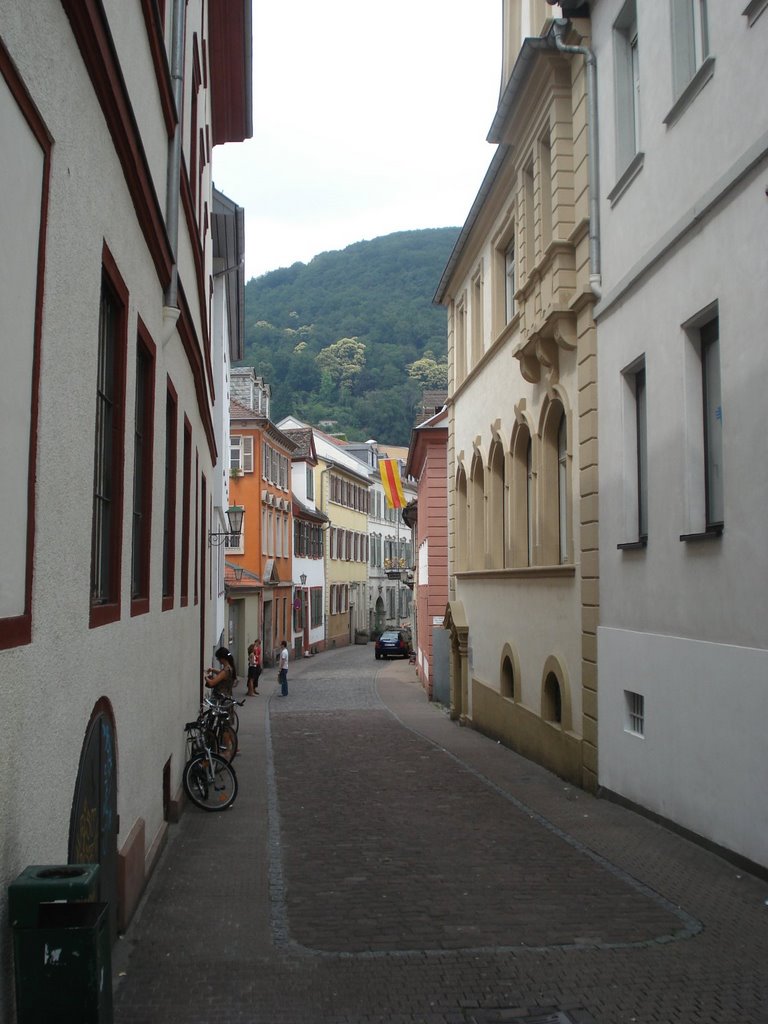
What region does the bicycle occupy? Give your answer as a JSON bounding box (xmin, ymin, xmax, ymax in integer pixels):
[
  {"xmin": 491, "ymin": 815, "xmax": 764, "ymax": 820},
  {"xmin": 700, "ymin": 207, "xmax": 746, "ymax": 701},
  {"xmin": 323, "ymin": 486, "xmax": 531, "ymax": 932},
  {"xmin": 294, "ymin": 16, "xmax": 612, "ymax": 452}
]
[
  {"xmin": 199, "ymin": 696, "xmax": 239, "ymax": 762},
  {"xmin": 182, "ymin": 721, "xmax": 238, "ymax": 811}
]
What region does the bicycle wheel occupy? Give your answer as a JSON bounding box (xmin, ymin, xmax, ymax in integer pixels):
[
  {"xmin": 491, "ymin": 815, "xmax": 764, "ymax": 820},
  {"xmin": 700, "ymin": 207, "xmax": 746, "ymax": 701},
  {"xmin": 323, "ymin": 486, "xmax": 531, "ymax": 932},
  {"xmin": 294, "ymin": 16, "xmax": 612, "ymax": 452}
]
[
  {"xmin": 217, "ymin": 723, "xmax": 238, "ymax": 762},
  {"xmin": 182, "ymin": 753, "xmax": 238, "ymax": 811}
]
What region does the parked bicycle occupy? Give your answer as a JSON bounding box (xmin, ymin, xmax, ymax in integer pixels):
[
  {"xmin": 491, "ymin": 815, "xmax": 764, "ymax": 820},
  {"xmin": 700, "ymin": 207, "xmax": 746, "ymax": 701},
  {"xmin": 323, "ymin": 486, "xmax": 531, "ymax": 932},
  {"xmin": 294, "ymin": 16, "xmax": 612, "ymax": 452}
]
[
  {"xmin": 199, "ymin": 694, "xmax": 241, "ymax": 762},
  {"xmin": 182, "ymin": 720, "xmax": 238, "ymax": 811}
]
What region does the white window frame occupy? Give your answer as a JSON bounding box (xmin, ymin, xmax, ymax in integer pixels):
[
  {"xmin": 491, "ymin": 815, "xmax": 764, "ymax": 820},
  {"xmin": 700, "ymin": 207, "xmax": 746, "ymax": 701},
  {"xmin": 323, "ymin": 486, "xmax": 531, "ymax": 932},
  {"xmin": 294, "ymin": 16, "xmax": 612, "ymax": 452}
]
[
  {"xmin": 230, "ymin": 435, "xmax": 253, "ymax": 473},
  {"xmin": 624, "ymin": 691, "xmax": 645, "ymax": 737}
]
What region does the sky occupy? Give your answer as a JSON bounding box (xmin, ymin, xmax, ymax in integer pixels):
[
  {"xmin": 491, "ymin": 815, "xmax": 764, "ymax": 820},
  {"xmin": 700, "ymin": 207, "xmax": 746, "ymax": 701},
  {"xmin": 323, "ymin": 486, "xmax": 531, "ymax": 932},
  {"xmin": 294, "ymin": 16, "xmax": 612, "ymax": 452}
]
[{"xmin": 211, "ymin": 1, "xmax": 503, "ymax": 282}]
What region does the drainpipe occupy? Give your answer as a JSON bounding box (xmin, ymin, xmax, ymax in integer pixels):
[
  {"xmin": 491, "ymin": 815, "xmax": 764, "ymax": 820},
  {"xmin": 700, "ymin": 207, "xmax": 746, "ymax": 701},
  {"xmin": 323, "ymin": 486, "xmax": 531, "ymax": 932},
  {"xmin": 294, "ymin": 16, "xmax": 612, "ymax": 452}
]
[
  {"xmin": 551, "ymin": 18, "xmax": 602, "ymax": 300},
  {"xmin": 164, "ymin": 0, "xmax": 186, "ymax": 316}
]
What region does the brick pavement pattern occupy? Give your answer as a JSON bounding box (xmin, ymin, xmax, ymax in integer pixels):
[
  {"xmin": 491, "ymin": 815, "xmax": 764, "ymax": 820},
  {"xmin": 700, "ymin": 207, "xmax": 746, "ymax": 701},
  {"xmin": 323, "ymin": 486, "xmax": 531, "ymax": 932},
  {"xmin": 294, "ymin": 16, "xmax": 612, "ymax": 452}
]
[{"xmin": 113, "ymin": 646, "xmax": 768, "ymax": 1024}]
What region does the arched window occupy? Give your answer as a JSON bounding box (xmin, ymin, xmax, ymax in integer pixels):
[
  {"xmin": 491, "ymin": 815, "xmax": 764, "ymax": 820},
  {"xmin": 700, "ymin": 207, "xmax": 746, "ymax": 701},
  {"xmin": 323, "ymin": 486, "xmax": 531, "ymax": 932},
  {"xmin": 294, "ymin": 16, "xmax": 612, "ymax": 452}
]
[
  {"xmin": 501, "ymin": 655, "xmax": 515, "ymax": 700},
  {"xmin": 543, "ymin": 671, "xmax": 562, "ymax": 724},
  {"xmin": 488, "ymin": 438, "xmax": 506, "ymax": 568},
  {"xmin": 540, "ymin": 399, "xmax": 568, "ymax": 565},
  {"xmin": 526, "ymin": 436, "xmax": 534, "ymax": 564},
  {"xmin": 469, "ymin": 454, "xmax": 485, "ymax": 569},
  {"xmin": 455, "ymin": 465, "xmax": 468, "ymax": 572},
  {"xmin": 558, "ymin": 414, "xmax": 568, "ymax": 564},
  {"xmin": 511, "ymin": 423, "xmax": 533, "ymax": 566}
]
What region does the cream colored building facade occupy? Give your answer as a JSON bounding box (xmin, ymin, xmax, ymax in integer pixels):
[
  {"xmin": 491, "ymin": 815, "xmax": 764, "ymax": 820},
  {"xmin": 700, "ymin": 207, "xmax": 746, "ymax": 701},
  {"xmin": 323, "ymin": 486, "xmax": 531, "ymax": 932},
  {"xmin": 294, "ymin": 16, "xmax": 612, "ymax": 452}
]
[{"xmin": 436, "ymin": 3, "xmax": 599, "ymax": 788}]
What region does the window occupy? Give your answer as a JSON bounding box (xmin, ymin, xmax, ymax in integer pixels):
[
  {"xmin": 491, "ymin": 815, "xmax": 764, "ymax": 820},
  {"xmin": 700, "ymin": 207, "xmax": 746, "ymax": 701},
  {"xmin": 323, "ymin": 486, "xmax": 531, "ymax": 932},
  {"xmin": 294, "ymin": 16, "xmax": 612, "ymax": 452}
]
[
  {"xmin": 471, "ymin": 265, "xmax": 483, "ymax": 365},
  {"xmin": 455, "ymin": 465, "xmax": 468, "ymax": 572},
  {"xmin": 558, "ymin": 415, "xmax": 568, "ymax": 564},
  {"xmin": 488, "ymin": 439, "xmax": 505, "ymax": 569},
  {"xmin": 523, "ymin": 160, "xmax": 535, "ymax": 275},
  {"xmin": 131, "ymin": 329, "xmax": 155, "ymax": 614},
  {"xmin": 91, "ymin": 259, "xmax": 128, "ymax": 626},
  {"xmin": 543, "ymin": 672, "xmax": 562, "ymax": 724},
  {"xmin": 701, "ymin": 318, "xmax": 723, "ymax": 528},
  {"xmin": 618, "ymin": 359, "xmax": 648, "ymax": 548},
  {"xmin": 181, "ymin": 418, "xmax": 191, "ymax": 605},
  {"xmin": 624, "ymin": 691, "xmax": 645, "ymax": 736},
  {"xmin": 540, "ymin": 401, "xmax": 568, "ymax": 565},
  {"xmin": 454, "ymin": 297, "xmax": 467, "ymax": 386},
  {"xmin": 526, "ymin": 437, "xmax": 534, "ymax": 565},
  {"xmin": 469, "ymin": 454, "xmax": 485, "ymax": 569},
  {"xmin": 230, "ymin": 434, "xmax": 253, "ymax": 473},
  {"xmin": 306, "ymin": 464, "xmax": 314, "ymax": 500},
  {"xmin": 505, "ymin": 238, "xmax": 516, "ymax": 323},
  {"xmin": 682, "ymin": 310, "xmax": 723, "ymax": 540},
  {"xmin": 162, "ymin": 382, "xmax": 177, "ymax": 608},
  {"xmin": 539, "ymin": 132, "xmax": 552, "ymax": 252},
  {"xmin": 614, "ymin": 0, "xmax": 640, "ymax": 177},
  {"xmin": 310, "ymin": 587, "xmax": 323, "ymax": 628},
  {"xmin": 671, "ymin": 0, "xmax": 709, "ymax": 98},
  {"xmin": 501, "ymin": 656, "xmax": 515, "ymax": 700},
  {"xmin": 225, "ymin": 517, "xmax": 244, "ymax": 555},
  {"xmin": 635, "ymin": 367, "xmax": 648, "ymax": 540}
]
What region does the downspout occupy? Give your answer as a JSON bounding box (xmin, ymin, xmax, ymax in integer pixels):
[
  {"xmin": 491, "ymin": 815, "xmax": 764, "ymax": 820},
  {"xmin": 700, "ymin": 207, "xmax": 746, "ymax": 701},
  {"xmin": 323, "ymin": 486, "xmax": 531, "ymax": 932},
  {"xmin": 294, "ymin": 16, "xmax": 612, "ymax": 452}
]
[
  {"xmin": 551, "ymin": 18, "xmax": 602, "ymax": 299},
  {"xmin": 164, "ymin": 0, "xmax": 186, "ymax": 319}
]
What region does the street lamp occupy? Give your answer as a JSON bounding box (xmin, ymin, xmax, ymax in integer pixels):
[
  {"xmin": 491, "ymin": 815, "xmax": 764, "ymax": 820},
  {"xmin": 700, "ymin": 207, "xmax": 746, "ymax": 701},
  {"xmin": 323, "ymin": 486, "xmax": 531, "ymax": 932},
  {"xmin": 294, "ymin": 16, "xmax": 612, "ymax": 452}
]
[
  {"xmin": 300, "ymin": 573, "xmax": 307, "ymax": 586},
  {"xmin": 209, "ymin": 505, "xmax": 244, "ymax": 547}
]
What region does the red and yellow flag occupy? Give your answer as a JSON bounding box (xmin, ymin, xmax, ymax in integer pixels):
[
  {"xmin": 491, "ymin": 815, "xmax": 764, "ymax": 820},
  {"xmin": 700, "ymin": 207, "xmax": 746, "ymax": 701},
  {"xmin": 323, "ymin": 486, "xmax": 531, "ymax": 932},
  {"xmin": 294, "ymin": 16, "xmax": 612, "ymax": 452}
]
[{"xmin": 380, "ymin": 459, "xmax": 406, "ymax": 509}]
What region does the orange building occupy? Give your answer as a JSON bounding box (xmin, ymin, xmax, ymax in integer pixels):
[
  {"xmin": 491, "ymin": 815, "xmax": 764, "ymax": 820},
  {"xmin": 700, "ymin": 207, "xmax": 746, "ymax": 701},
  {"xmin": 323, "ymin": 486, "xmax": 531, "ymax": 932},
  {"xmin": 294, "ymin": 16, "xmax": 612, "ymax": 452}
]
[{"xmin": 226, "ymin": 392, "xmax": 297, "ymax": 669}]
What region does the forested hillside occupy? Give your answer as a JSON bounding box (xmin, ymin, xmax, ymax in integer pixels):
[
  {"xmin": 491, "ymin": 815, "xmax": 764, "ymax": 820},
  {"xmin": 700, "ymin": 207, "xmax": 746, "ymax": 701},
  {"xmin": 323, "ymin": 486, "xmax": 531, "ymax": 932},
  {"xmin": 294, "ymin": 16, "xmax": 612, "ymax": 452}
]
[{"xmin": 240, "ymin": 228, "xmax": 458, "ymax": 445}]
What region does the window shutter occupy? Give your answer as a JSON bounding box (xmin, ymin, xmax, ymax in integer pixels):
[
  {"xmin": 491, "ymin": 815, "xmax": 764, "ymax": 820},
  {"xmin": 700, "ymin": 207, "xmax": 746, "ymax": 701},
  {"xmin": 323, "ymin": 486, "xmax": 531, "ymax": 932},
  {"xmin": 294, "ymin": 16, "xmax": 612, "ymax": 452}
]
[{"xmin": 243, "ymin": 436, "xmax": 254, "ymax": 472}]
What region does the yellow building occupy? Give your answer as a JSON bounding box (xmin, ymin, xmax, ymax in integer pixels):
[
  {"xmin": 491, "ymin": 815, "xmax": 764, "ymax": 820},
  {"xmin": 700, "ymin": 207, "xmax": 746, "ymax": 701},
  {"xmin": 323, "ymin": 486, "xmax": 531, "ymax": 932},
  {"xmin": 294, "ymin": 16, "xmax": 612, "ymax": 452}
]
[{"xmin": 279, "ymin": 418, "xmax": 371, "ymax": 649}]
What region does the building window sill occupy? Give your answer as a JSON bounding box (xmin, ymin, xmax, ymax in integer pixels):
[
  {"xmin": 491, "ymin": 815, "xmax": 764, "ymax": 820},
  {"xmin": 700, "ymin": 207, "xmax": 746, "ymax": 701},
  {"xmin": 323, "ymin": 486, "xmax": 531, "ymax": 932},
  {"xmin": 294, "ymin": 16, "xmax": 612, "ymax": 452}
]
[
  {"xmin": 664, "ymin": 56, "xmax": 716, "ymax": 128},
  {"xmin": 617, "ymin": 537, "xmax": 647, "ymax": 551},
  {"xmin": 608, "ymin": 152, "xmax": 645, "ymax": 207},
  {"xmin": 680, "ymin": 524, "xmax": 723, "ymax": 542},
  {"xmin": 743, "ymin": 0, "xmax": 768, "ymax": 27}
]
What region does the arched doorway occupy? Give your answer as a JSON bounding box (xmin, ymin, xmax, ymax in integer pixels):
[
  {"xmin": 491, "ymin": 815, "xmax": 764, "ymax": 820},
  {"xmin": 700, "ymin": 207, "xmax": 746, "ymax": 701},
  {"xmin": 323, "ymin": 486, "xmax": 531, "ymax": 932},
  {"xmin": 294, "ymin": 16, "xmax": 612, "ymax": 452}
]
[
  {"xmin": 69, "ymin": 699, "xmax": 118, "ymax": 941},
  {"xmin": 372, "ymin": 594, "xmax": 386, "ymax": 635}
]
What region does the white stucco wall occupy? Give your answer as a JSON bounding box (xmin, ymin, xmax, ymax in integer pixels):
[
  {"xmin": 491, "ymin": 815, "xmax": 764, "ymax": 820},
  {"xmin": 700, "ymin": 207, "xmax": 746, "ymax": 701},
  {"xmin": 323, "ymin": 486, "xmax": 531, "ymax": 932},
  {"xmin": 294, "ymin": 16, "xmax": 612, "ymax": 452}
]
[
  {"xmin": 594, "ymin": 2, "xmax": 768, "ymax": 297},
  {"xmin": 598, "ymin": 626, "xmax": 768, "ymax": 867},
  {"xmin": 594, "ymin": 2, "xmax": 768, "ymax": 868},
  {"xmin": 598, "ymin": 182, "xmax": 768, "ymax": 647},
  {"xmin": 0, "ymin": 5, "xmax": 229, "ymax": 1012}
]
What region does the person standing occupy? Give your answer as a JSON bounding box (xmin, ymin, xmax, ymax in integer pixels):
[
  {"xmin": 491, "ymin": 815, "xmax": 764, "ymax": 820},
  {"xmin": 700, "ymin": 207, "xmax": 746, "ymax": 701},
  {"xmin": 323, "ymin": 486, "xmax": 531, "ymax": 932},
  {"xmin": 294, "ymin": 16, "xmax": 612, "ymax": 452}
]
[
  {"xmin": 205, "ymin": 647, "xmax": 236, "ymax": 698},
  {"xmin": 278, "ymin": 640, "xmax": 289, "ymax": 696},
  {"xmin": 246, "ymin": 639, "xmax": 262, "ymax": 696}
]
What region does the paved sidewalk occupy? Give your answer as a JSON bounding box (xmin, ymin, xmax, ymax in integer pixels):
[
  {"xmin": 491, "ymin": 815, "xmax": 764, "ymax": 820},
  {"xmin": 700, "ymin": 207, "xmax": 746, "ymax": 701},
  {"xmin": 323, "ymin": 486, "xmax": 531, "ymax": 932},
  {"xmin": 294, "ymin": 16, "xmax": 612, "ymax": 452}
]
[{"xmin": 112, "ymin": 646, "xmax": 768, "ymax": 1024}]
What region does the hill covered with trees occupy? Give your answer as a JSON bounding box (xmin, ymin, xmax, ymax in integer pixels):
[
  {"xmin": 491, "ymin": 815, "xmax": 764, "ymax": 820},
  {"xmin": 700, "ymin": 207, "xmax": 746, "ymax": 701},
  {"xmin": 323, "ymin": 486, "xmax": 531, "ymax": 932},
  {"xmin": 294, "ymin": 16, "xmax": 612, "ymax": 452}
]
[{"xmin": 240, "ymin": 227, "xmax": 458, "ymax": 445}]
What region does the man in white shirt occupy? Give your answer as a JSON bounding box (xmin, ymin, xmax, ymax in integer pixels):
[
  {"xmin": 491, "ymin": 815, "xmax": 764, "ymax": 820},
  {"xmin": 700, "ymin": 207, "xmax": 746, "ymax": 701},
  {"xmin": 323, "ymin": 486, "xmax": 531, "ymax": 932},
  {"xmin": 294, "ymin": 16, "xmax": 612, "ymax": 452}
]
[{"xmin": 278, "ymin": 641, "xmax": 289, "ymax": 696}]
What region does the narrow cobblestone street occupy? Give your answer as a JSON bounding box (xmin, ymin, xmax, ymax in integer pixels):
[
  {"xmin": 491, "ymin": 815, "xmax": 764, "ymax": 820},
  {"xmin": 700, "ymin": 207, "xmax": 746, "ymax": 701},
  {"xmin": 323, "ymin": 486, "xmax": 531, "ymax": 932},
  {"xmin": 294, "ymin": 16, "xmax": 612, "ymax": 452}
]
[{"xmin": 112, "ymin": 646, "xmax": 768, "ymax": 1023}]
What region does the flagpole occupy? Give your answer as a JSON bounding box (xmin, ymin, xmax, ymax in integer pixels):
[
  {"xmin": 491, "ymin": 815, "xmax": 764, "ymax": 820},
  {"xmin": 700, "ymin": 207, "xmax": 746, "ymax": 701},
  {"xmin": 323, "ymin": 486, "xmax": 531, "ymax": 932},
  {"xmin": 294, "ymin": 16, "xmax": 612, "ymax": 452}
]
[{"xmin": 396, "ymin": 506, "xmax": 400, "ymax": 627}]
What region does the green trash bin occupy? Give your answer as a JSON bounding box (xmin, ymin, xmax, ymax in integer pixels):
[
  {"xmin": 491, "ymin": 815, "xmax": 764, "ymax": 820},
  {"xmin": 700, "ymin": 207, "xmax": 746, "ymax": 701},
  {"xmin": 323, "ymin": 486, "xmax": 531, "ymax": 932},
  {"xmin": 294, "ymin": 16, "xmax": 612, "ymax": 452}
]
[{"xmin": 8, "ymin": 864, "xmax": 113, "ymax": 1023}]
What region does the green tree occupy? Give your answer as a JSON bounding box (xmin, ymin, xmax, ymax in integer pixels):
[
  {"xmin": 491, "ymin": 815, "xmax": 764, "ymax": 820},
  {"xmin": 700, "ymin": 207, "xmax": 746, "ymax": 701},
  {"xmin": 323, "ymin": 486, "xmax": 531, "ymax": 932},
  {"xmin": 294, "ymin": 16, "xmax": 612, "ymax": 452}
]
[
  {"xmin": 406, "ymin": 356, "xmax": 449, "ymax": 390},
  {"xmin": 315, "ymin": 337, "xmax": 366, "ymax": 392}
]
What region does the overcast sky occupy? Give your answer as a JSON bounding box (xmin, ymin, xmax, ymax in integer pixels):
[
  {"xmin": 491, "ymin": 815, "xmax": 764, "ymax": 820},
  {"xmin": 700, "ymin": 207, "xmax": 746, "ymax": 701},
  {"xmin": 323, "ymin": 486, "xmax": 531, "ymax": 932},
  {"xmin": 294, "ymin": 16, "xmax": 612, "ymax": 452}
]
[{"xmin": 211, "ymin": 1, "xmax": 502, "ymax": 281}]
